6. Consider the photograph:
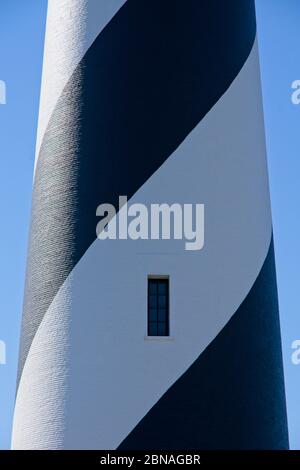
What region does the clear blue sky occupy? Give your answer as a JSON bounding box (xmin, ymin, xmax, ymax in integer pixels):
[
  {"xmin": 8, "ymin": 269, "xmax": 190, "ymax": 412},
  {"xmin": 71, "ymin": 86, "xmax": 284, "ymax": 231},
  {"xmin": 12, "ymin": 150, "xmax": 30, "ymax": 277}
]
[{"xmin": 0, "ymin": 0, "xmax": 299, "ymax": 450}]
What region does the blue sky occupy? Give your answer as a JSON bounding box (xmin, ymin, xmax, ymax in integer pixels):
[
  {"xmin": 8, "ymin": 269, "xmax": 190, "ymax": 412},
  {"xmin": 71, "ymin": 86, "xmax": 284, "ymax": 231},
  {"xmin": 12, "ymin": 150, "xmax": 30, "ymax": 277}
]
[{"xmin": 0, "ymin": 0, "xmax": 299, "ymax": 450}]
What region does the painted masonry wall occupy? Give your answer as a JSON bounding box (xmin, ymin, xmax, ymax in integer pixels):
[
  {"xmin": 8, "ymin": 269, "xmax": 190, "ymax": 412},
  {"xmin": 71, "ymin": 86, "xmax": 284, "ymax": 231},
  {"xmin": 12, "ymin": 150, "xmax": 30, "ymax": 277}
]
[{"xmin": 12, "ymin": 0, "xmax": 288, "ymax": 449}]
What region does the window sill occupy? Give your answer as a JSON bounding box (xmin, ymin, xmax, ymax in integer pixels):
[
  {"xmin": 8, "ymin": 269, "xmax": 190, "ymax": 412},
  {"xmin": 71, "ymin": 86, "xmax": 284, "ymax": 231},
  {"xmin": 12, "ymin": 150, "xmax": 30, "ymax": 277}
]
[{"xmin": 144, "ymin": 335, "xmax": 175, "ymax": 342}]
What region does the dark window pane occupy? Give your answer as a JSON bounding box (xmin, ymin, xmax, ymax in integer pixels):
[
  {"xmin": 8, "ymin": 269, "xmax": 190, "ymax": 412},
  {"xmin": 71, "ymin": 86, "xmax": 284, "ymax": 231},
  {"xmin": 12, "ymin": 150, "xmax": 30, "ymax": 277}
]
[
  {"xmin": 158, "ymin": 295, "xmax": 166, "ymax": 308},
  {"xmin": 158, "ymin": 322, "xmax": 167, "ymax": 336},
  {"xmin": 158, "ymin": 282, "xmax": 167, "ymax": 294},
  {"xmin": 148, "ymin": 322, "xmax": 157, "ymax": 336},
  {"xmin": 148, "ymin": 281, "xmax": 157, "ymax": 295},
  {"xmin": 149, "ymin": 295, "xmax": 157, "ymax": 308},
  {"xmin": 158, "ymin": 309, "xmax": 166, "ymax": 322},
  {"xmin": 149, "ymin": 308, "xmax": 157, "ymax": 322},
  {"xmin": 148, "ymin": 278, "xmax": 169, "ymax": 337}
]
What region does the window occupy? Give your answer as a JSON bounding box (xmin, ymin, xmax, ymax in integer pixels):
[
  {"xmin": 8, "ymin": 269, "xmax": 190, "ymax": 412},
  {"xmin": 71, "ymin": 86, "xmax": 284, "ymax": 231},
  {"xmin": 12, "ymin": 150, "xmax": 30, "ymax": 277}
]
[{"xmin": 148, "ymin": 277, "xmax": 169, "ymax": 336}]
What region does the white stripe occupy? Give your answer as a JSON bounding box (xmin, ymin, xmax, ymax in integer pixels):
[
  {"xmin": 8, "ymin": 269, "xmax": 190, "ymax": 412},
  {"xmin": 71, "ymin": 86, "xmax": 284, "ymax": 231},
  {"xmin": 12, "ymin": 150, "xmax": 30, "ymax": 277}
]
[
  {"xmin": 34, "ymin": 0, "xmax": 127, "ymax": 176},
  {"xmin": 13, "ymin": 39, "xmax": 272, "ymax": 449}
]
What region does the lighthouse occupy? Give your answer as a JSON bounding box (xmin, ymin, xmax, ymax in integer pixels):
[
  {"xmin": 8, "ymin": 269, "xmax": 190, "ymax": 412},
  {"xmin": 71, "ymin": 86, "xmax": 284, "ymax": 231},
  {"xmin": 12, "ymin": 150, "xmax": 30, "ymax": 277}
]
[{"xmin": 12, "ymin": 0, "xmax": 289, "ymax": 449}]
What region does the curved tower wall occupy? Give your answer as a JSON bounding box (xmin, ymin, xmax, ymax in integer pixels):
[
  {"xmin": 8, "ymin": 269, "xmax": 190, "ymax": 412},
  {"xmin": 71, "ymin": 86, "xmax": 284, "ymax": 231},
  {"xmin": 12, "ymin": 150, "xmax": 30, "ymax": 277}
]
[{"xmin": 12, "ymin": 0, "xmax": 288, "ymax": 450}]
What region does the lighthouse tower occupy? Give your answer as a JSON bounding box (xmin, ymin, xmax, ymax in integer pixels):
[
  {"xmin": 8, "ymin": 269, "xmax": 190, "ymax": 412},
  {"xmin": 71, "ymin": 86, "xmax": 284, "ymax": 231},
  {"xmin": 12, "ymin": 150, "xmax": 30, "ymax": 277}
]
[{"xmin": 12, "ymin": 0, "xmax": 288, "ymax": 449}]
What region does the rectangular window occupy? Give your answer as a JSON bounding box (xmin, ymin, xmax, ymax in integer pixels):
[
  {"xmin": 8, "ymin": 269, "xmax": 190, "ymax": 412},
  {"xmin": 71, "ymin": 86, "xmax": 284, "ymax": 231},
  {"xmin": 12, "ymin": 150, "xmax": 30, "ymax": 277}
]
[{"xmin": 148, "ymin": 277, "xmax": 169, "ymax": 336}]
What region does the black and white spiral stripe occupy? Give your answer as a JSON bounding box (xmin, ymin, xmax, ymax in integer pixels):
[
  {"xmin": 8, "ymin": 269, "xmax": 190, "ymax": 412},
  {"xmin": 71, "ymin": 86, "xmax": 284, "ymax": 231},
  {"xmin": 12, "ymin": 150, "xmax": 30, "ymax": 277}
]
[{"xmin": 13, "ymin": 0, "xmax": 288, "ymax": 450}]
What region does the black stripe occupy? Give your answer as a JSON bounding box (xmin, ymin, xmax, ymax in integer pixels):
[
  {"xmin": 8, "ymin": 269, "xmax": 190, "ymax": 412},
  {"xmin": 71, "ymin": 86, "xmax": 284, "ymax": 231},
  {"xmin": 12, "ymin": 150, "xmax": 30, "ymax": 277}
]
[
  {"xmin": 18, "ymin": 0, "xmax": 256, "ymax": 382},
  {"xmin": 118, "ymin": 239, "xmax": 289, "ymax": 450}
]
